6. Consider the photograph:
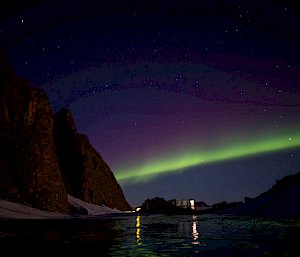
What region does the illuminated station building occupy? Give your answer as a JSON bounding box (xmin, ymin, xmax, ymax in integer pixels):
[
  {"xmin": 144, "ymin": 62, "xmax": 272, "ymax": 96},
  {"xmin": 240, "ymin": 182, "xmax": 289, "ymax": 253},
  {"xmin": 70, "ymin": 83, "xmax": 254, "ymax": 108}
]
[{"xmin": 171, "ymin": 199, "xmax": 195, "ymax": 210}]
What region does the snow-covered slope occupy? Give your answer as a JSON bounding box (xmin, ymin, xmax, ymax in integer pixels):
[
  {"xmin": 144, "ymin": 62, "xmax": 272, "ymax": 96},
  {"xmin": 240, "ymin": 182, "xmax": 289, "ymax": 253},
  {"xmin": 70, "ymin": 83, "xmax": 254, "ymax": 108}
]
[
  {"xmin": 0, "ymin": 195, "xmax": 122, "ymax": 219},
  {"xmin": 0, "ymin": 199, "xmax": 67, "ymax": 219},
  {"xmin": 67, "ymin": 194, "xmax": 122, "ymax": 215}
]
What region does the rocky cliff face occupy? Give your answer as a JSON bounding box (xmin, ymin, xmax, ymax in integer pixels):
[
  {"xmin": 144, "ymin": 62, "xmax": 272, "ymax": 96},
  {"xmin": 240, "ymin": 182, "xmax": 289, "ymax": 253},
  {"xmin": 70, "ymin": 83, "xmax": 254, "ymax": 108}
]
[
  {"xmin": 0, "ymin": 52, "xmax": 69, "ymax": 213},
  {"xmin": 54, "ymin": 108, "xmax": 131, "ymax": 211},
  {"xmin": 0, "ymin": 51, "xmax": 130, "ymax": 212}
]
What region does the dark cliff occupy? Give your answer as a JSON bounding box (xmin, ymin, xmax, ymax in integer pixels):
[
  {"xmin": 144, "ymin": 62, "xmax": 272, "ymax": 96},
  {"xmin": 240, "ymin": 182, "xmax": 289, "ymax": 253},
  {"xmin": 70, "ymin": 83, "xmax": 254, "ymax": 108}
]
[
  {"xmin": 0, "ymin": 52, "xmax": 69, "ymax": 213},
  {"xmin": 0, "ymin": 52, "xmax": 130, "ymax": 212},
  {"xmin": 53, "ymin": 108, "xmax": 130, "ymax": 211}
]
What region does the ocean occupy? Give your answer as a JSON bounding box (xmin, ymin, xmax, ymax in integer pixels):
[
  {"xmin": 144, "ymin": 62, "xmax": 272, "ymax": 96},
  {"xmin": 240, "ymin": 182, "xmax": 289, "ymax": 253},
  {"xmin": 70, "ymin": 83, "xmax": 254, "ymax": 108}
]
[{"xmin": 0, "ymin": 214, "xmax": 299, "ymax": 256}]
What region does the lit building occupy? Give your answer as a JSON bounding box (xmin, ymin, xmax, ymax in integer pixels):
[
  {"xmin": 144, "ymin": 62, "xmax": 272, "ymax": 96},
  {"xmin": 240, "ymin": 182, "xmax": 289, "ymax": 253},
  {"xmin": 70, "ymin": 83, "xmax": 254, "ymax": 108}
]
[
  {"xmin": 171, "ymin": 199, "xmax": 195, "ymax": 209},
  {"xmin": 189, "ymin": 199, "xmax": 195, "ymax": 210}
]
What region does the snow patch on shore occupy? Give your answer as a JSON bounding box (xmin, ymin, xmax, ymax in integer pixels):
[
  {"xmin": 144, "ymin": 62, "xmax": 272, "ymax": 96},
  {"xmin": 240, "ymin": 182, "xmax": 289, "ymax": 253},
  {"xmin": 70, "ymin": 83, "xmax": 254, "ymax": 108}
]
[
  {"xmin": 0, "ymin": 199, "xmax": 67, "ymax": 219},
  {"xmin": 0, "ymin": 195, "xmax": 122, "ymax": 219},
  {"xmin": 68, "ymin": 194, "xmax": 122, "ymax": 215}
]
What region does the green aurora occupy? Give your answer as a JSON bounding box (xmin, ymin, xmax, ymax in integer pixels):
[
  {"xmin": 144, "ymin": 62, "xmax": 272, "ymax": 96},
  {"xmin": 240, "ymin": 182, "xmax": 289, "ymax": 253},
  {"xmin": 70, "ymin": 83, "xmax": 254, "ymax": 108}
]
[{"xmin": 115, "ymin": 133, "xmax": 300, "ymax": 184}]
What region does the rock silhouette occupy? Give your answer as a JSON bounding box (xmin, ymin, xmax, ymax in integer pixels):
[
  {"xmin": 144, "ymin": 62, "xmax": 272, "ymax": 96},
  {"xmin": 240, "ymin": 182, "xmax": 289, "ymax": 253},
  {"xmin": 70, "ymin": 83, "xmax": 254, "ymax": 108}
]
[
  {"xmin": 0, "ymin": 51, "xmax": 130, "ymax": 212},
  {"xmin": 218, "ymin": 171, "xmax": 300, "ymax": 218},
  {"xmin": 54, "ymin": 108, "xmax": 130, "ymax": 211},
  {"xmin": 0, "ymin": 52, "xmax": 69, "ymax": 213}
]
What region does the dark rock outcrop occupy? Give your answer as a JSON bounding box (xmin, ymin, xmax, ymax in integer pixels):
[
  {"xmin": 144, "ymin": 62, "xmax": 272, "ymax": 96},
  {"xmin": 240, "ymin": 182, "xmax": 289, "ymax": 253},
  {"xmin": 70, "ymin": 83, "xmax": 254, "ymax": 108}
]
[
  {"xmin": 0, "ymin": 52, "xmax": 69, "ymax": 213},
  {"xmin": 53, "ymin": 108, "xmax": 130, "ymax": 211},
  {"xmin": 0, "ymin": 51, "xmax": 130, "ymax": 213}
]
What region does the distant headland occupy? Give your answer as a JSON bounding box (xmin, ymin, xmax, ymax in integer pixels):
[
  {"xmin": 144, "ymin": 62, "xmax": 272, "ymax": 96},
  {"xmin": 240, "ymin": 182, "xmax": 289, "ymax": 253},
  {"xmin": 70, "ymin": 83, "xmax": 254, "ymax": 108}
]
[{"xmin": 139, "ymin": 171, "xmax": 300, "ymax": 218}]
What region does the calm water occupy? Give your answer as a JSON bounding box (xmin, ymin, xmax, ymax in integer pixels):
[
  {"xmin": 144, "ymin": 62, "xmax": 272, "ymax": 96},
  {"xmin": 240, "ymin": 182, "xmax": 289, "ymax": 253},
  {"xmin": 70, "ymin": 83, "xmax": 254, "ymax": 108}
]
[{"xmin": 0, "ymin": 214, "xmax": 299, "ymax": 256}]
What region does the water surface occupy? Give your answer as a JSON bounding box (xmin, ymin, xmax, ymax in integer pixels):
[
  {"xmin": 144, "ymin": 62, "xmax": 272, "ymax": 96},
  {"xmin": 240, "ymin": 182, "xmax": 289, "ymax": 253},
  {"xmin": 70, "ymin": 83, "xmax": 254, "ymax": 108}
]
[{"xmin": 0, "ymin": 214, "xmax": 299, "ymax": 256}]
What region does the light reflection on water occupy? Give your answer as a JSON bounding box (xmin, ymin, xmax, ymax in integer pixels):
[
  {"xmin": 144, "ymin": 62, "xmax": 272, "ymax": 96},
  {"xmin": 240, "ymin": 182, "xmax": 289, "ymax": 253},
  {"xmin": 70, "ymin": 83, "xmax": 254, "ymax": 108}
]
[
  {"xmin": 110, "ymin": 214, "xmax": 300, "ymax": 256},
  {"xmin": 192, "ymin": 215, "xmax": 199, "ymax": 244},
  {"xmin": 135, "ymin": 215, "xmax": 200, "ymax": 247},
  {"xmin": 136, "ymin": 215, "xmax": 142, "ymax": 245}
]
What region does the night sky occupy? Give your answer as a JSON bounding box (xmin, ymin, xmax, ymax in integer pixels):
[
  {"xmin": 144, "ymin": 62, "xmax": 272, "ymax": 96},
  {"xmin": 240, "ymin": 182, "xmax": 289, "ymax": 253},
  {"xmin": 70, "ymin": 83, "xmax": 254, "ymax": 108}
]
[{"xmin": 1, "ymin": 0, "xmax": 300, "ymax": 207}]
